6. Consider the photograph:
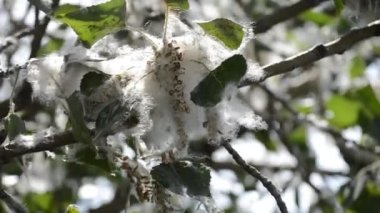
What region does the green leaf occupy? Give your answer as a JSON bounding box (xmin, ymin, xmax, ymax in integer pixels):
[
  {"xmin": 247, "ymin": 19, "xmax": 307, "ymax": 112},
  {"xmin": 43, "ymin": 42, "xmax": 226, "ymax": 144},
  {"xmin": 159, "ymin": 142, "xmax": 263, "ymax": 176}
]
[
  {"xmin": 2, "ymin": 160, "xmax": 23, "ymax": 175},
  {"xmin": 295, "ymin": 104, "xmax": 313, "ymax": 114},
  {"xmin": 74, "ymin": 146, "xmax": 113, "ymax": 172},
  {"xmin": 164, "ymin": 0, "xmax": 189, "ymax": 11},
  {"xmin": 95, "ymin": 100, "xmax": 139, "ymax": 135},
  {"xmin": 327, "ymin": 95, "xmax": 361, "ymax": 128},
  {"xmin": 37, "ymin": 37, "xmax": 64, "ymax": 56},
  {"xmin": 0, "ymin": 202, "xmax": 5, "ymax": 213},
  {"xmin": 340, "ymin": 86, "xmax": 380, "ymax": 138},
  {"xmin": 344, "ymin": 182, "xmax": 380, "ymax": 213},
  {"xmin": 255, "ymin": 130, "xmax": 277, "ymax": 151},
  {"xmin": 126, "ymin": 137, "xmax": 138, "ymax": 153},
  {"xmin": 4, "ymin": 114, "xmax": 26, "ymax": 140},
  {"xmin": 66, "ymin": 92, "xmax": 92, "ymax": 144},
  {"xmin": 191, "ymin": 55, "xmax": 247, "ymax": 107},
  {"xmin": 354, "ymin": 85, "xmax": 380, "ymax": 118},
  {"xmin": 66, "ymin": 204, "xmax": 80, "ymax": 213},
  {"xmin": 80, "ymin": 71, "xmax": 111, "ymax": 96},
  {"xmin": 336, "ymin": 18, "xmax": 352, "ymax": 34},
  {"xmin": 349, "ymin": 56, "xmax": 366, "ymax": 79},
  {"xmin": 333, "ymin": 0, "xmax": 345, "ymax": 15},
  {"xmin": 54, "ymin": 4, "xmax": 81, "ymax": 15},
  {"xmin": 24, "ymin": 187, "xmax": 76, "ymax": 213},
  {"xmin": 65, "ymin": 162, "xmax": 104, "ymax": 178},
  {"xmin": 198, "ymin": 18, "xmax": 245, "ymax": 49},
  {"xmin": 300, "ymin": 11, "xmax": 334, "ymax": 26},
  {"xmin": 151, "ymin": 161, "xmax": 211, "ymax": 197},
  {"xmin": 315, "ymin": 199, "xmax": 336, "ymax": 213},
  {"xmin": 289, "ymin": 126, "xmax": 307, "ymax": 151},
  {"xmin": 374, "ymin": 46, "xmax": 380, "ymax": 55},
  {"xmin": 54, "ymin": 0, "xmax": 126, "ymax": 47},
  {"xmin": 24, "ymin": 192, "xmax": 54, "ymax": 212}
]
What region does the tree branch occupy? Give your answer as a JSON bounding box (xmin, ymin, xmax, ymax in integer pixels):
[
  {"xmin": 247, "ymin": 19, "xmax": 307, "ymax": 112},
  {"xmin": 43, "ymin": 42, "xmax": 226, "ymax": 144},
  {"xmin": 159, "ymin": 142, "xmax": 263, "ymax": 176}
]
[
  {"xmin": 29, "ymin": 13, "xmax": 51, "ymax": 58},
  {"xmin": 240, "ymin": 20, "xmax": 380, "ymax": 87},
  {"xmin": 255, "ymin": 0, "xmax": 328, "ymax": 34},
  {"xmin": 212, "ymin": 161, "xmax": 349, "ymax": 177},
  {"xmin": 0, "ymin": 189, "xmax": 27, "ymax": 213},
  {"xmin": 221, "ymin": 139, "xmax": 289, "ymax": 213},
  {"xmin": 29, "ymin": 0, "xmax": 59, "ymax": 58},
  {"xmin": 0, "ymin": 28, "xmax": 34, "ymax": 54},
  {"xmin": 0, "ymin": 131, "xmax": 76, "ymax": 164}
]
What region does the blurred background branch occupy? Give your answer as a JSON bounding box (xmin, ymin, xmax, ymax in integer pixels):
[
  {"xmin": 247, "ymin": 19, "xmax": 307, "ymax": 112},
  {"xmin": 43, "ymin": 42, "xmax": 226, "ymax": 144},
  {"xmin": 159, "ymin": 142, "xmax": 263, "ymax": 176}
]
[{"xmin": 240, "ymin": 20, "xmax": 380, "ymax": 86}]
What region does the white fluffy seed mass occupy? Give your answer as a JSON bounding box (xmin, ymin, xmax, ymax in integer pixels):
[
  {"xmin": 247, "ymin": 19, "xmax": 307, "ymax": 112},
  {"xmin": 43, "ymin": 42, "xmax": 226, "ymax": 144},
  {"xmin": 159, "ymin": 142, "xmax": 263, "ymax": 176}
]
[
  {"xmin": 26, "ymin": 13, "xmax": 266, "ymax": 155},
  {"xmin": 27, "ymin": 55, "xmax": 64, "ymax": 103}
]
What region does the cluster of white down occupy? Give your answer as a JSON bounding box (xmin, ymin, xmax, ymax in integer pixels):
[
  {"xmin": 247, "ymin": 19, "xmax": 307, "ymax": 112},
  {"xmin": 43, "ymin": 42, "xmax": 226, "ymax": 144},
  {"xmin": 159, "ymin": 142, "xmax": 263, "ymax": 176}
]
[
  {"xmin": 345, "ymin": 0, "xmax": 380, "ymax": 24},
  {"xmin": 26, "ymin": 14, "xmax": 267, "ymax": 157}
]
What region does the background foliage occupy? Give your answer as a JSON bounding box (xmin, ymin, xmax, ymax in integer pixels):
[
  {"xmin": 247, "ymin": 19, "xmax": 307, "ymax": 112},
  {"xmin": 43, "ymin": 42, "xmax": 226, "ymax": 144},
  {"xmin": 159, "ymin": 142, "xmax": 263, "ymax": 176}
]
[{"xmin": 0, "ymin": 0, "xmax": 380, "ymax": 212}]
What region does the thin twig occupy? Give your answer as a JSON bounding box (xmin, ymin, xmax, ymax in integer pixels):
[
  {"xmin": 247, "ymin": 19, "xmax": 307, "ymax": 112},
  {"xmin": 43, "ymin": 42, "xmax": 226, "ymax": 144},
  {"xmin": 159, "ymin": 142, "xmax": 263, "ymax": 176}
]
[
  {"xmin": 221, "ymin": 139, "xmax": 289, "ymax": 213},
  {"xmin": 29, "ymin": 13, "xmax": 50, "ymax": 58},
  {"xmin": 0, "ymin": 131, "xmax": 76, "ymax": 164},
  {"xmin": 0, "ymin": 63, "xmax": 28, "ymax": 79},
  {"xmin": 29, "ymin": 0, "xmax": 60, "ymax": 58},
  {"xmin": 212, "ymin": 161, "xmax": 349, "ymax": 177},
  {"xmin": 0, "ymin": 189, "xmax": 28, "ymax": 213},
  {"xmin": 0, "ymin": 28, "xmax": 34, "ymax": 54},
  {"xmin": 254, "ymin": 0, "xmax": 329, "ymax": 34},
  {"xmin": 240, "ymin": 20, "xmax": 380, "ymax": 87}
]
